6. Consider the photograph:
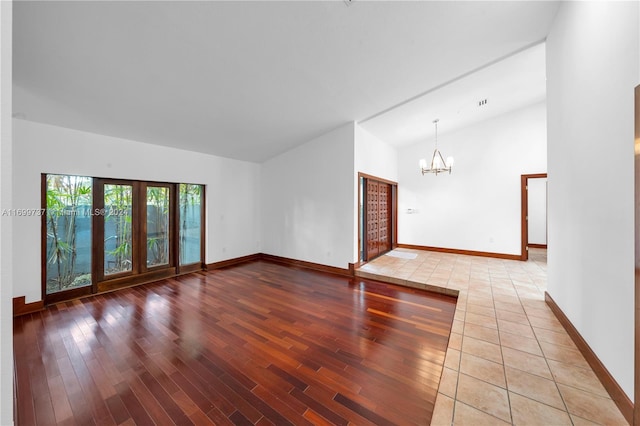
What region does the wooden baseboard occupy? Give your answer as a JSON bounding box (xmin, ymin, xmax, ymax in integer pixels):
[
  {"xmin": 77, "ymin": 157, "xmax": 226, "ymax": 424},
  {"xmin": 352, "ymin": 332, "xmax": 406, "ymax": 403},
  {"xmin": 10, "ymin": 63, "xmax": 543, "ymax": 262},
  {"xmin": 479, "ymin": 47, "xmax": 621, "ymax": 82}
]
[
  {"xmin": 208, "ymin": 253, "xmax": 354, "ymax": 278},
  {"xmin": 545, "ymin": 292, "xmax": 633, "ymax": 424},
  {"xmin": 15, "ymin": 254, "xmax": 352, "ymax": 317},
  {"xmin": 528, "ymin": 243, "xmax": 547, "ymax": 249},
  {"xmin": 349, "ymin": 261, "xmax": 365, "ymax": 273},
  {"xmin": 260, "ymin": 253, "xmax": 353, "ymax": 277},
  {"xmin": 13, "ymin": 296, "xmax": 44, "ymax": 317},
  {"xmin": 207, "ymin": 253, "xmax": 262, "ymax": 270},
  {"xmin": 397, "ymin": 244, "xmax": 522, "ymax": 261}
]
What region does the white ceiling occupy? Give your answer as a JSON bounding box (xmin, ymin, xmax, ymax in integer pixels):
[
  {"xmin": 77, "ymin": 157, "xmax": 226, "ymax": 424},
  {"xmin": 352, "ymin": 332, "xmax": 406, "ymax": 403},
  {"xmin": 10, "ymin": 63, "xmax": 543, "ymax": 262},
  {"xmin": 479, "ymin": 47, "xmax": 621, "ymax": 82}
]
[
  {"xmin": 359, "ymin": 42, "xmax": 547, "ymax": 147},
  {"xmin": 12, "ymin": 1, "xmax": 559, "ymax": 162}
]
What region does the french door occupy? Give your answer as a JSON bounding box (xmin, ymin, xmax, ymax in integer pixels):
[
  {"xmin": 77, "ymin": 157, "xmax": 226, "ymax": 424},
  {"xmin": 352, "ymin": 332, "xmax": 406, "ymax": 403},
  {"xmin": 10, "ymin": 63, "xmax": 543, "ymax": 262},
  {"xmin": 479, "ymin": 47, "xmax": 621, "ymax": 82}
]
[
  {"xmin": 43, "ymin": 174, "xmax": 204, "ymax": 304},
  {"xmin": 359, "ymin": 173, "xmax": 397, "ymax": 262},
  {"xmin": 94, "ymin": 179, "xmax": 177, "ymax": 293}
]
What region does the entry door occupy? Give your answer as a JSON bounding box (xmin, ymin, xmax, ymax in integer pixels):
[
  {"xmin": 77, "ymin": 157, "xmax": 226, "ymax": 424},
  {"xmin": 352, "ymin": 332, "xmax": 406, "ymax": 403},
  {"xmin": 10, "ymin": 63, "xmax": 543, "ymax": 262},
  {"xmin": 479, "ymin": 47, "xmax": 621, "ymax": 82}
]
[{"xmin": 364, "ymin": 178, "xmax": 395, "ymax": 260}]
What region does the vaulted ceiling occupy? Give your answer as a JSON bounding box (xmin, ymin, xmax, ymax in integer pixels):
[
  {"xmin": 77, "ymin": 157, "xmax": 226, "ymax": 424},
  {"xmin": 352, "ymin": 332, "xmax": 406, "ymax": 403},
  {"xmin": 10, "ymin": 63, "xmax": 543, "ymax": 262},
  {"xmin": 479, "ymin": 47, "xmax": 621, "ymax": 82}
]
[{"xmin": 13, "ymin": 1, "xmax": 559, "ymax": 162}]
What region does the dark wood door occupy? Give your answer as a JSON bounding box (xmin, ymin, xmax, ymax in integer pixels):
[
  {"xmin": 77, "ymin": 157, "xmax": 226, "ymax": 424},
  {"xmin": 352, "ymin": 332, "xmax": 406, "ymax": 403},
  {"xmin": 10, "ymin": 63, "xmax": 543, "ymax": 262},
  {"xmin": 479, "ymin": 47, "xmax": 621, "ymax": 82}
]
[
  {"xmin": 365, "ymin": 179, "xmax": 393, "ymax": 260},
  {"xmin": 379, "ymin": 183, "xmax": 391, "ymax": 254},
  {"xmin": 366, "ymin": 180, "xmax": 380, "ymax": 260}
]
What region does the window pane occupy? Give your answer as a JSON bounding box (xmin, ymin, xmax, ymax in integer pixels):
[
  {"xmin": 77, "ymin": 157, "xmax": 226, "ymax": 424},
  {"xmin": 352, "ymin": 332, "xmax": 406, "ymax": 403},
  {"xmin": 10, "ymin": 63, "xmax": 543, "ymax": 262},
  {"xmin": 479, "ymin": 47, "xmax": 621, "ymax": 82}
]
[
  {"xmin": 46, "ymin": 175, "xmax": 92, "ymax": 294},
  {"xmin": 147, "ymin": 186, "xmax": 169, "ymax": 268},
  {"xmin": 179, "ymin": 184, "xmax": 202, "ymax": 265},
  {"xmin": 104, "ymin": 184, "xmax": 133, "ymax": 275}
]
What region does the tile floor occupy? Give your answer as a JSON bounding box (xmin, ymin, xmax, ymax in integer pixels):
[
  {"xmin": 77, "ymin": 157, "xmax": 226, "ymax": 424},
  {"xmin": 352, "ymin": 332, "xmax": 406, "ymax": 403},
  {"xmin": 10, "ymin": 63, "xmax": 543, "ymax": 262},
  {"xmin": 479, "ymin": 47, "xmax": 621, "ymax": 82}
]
[{"xmin": 356, "ymin": 248, "xmax": 629, "ymax": 425}]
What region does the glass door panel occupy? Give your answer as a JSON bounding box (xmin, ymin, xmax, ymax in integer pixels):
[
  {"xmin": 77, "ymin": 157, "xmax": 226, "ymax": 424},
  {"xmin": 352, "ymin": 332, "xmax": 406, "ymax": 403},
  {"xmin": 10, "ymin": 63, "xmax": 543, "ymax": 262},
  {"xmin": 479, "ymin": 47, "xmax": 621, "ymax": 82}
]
[
  {"xmin": 179, "ymin": 184, "xmax": 202, "ymax": 265},
  {"xmin": 45, "ymin": 174, "xmax": 93, "ymax": 294},
  {"xmin": 146, "ymin": 186, "xmax": 170, "ymax": 268},
  {"xmin": 104, "ymin": 184, "xmax": 133, "ymax": 275}
]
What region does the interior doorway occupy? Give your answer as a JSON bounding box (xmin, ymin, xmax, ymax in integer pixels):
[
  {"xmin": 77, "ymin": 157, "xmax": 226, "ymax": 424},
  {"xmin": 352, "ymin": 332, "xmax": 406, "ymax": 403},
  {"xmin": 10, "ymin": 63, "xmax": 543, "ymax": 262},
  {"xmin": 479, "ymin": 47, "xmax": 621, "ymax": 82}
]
[
  {"xmin": 359, "ymin": 173, "xmax": 398, "ymax": 262},
  {"xmin": 521, "ymin": 173, "xmax": 548, "ymax": 261}
]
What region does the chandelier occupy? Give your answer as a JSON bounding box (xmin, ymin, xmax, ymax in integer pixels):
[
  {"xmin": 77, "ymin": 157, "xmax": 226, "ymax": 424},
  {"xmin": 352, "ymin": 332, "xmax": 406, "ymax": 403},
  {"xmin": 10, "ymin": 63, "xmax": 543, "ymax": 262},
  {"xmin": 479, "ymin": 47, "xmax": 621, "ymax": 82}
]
[{"xmin": 419, "ymin": 119, "xmax": 453, "ymax": 175}]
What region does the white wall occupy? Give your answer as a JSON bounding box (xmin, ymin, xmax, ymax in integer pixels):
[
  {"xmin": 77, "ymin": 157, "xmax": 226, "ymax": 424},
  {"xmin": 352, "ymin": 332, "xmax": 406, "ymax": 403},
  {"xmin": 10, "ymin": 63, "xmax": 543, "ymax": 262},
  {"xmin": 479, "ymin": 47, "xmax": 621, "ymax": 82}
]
[
  {"xmin": 398, "ymin": 102, "xmax": 547, "ymax": 255},
  {"xmin": 0, "ymin": 0, "xmax": 13, "ymax": 423},
  {"xmin": 12, "ymin": 119, "xmax": 262, "ymax": 303},
  {"xmin": 355, "ymin": 125, "xmax": 398, "ymax": 182},
  {"xmin": 261, "ymin": 122, "xmax": 355, "ymax": 269},
  {"xmin": 527, "ymin": 177, "xmax": 547, "ymax": 245},
  {"xmin": 354, "ymin": 124, "xmax": 398, "ymax": 260},
  {"xmin": 547, "ymin": 0, "xmax": 639, "ymax": 399}
]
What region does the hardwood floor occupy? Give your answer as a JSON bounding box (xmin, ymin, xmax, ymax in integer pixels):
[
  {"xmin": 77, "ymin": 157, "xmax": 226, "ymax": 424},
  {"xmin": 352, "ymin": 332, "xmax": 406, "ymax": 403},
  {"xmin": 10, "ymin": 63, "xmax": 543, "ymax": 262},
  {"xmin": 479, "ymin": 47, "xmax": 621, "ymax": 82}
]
[{"xmin": 14, "ymin": 260, "xmax": 457, "ymax": 425}]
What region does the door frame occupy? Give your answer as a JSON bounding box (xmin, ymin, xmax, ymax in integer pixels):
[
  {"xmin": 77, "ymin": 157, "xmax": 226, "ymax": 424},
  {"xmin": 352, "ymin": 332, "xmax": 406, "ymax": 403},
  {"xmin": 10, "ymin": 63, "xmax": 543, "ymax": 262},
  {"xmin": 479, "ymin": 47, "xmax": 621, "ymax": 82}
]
[
  {"xmin": 520, "ymin": 173, "xmax": 547, "ymax": 261},
  {"xmin": 358, "ymin": 172, "xmax": 398, "ymax": 263}
]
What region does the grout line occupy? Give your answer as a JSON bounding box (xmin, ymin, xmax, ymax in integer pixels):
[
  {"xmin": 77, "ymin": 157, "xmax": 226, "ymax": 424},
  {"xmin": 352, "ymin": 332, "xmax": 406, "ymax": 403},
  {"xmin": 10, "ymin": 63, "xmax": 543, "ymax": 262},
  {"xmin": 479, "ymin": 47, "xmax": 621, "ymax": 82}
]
[{"xmin": 490, "ymin": 270, "xmax": 514, "ymax": 425}]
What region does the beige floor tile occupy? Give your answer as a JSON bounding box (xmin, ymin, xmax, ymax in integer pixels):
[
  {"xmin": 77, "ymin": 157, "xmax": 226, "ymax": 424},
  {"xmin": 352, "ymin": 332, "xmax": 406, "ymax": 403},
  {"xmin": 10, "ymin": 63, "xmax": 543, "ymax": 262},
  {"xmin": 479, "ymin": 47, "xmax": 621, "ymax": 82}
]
[
  {"xmin": 469, "ymin": 274, "xmax": 491, "ymax": 282},
  {"xmin": 519, "ymin": 299, "xmax": 547, "ymax": 310},
  {"xmin": 467, "ymin": 288, "xmax": 493, "ymax": 299},
  {"xmin": 445, "ymin": 348, "xmax": 461, "ymax": 371},
  {"xmin": 431, "ymin": 271, "xmax": 452, "ymax": 279},
  {"xmin": 523, "ymin": 304, "xmax": 556, "ymax": 319},
  {"xmin": 452, "ymin": 401, "xmax": 511, "ymax": 425},
  {"xmin": 557, "ymin": 383, "xmax": 628, "ymax": 425},
  {"xmin": 464, "ymin": 312, "xmax": 498, "ymax": 330},
  {"xmin": 501, "ymin": 346, "xmax": 552, "ymax": 380},
  {"xmin": 456, "ymin": 374, "xmax": 511, "ymax": 422},
  {"xmin": 468, "ymin": 294, "xmax": 495, "ymax": 308},
  {"xmin": 431, "ymin": 392, "xmax": 455, "ymax": 426},
  {"xmin": 490, "ymin": 279, "xmax": 516, "ymax": 289},
  {"xmin": 451, "ymin": 319, "xmax": 465, "ymax": 334},
  {"xmin": 428, "ymin": 277, "xmax": 450, "ymax": 286},
  {"xmin": 448, "ymin": 332, "xmax": 463, "ymax": 350},
  {"xmin": 546, "ymin": 359, "xmax": 609, "ymax": 398},
  {"xmin": 495, "ymin": 309, "xmax": 529, "ymax": 325},
  {"xmin": 539, "ymin": 341, "xmax": 590, "ymax": 369},
  {"xmin": 439, "ymin": 367, "xmax": 459, "ymax": 398},
  {"xmin": 497, "ymin": 319, "xmax": 535, "ymax": 338},
  {"xmin": 493, "ymin": 301, "xmax": 526, "ymax": 315},
  {"xmin": 449, "ymin": 279, "xmax": 470, "ymax": 288},
  {"xmin": 509, "ymin": 392, "xmax": 572, "ymax": 426},
  {"xmin": 505, "ymin": 366, "xmax": 565, "ymax": 410},
  {"xmin": 408, "ymin": 272, "xmax": 431, "ymax": 282},
  {"xmin": 527, "ymin": 314, "xmax": 565, "ymax": 332},
  {"xmin": 532, "ymin": 326, "xmax": 576, "ymax": 348},
  {"xmin": 569, "ymin": 414, "xmax": 602, "ymax": 425},
  {"xmin": 465, "ymin": 303, "xmax": 496, "ymax": 318},
  {"xmin": 499, "ymin": 331, "xmax": 543, "ymax": 356},
  {"xmin": 492, "ymin": 294, "xmax": 521, "ymax": 305},
  {"xmin": 448, "ymin": 281, "xmax": 470, "ymax": 291},
  {"xmin": 463, "ymin": 322, "xmax": 500, "ymax": 345},
  {"xmin": 459, "ymin": 352, "xmax": 506, "ymax": 388},
  {"xmin": 461, "ymin": 335, "xmax": 503, "ymax": 364},
  {"xmin": 491, "ymin": 287, "xmax": 519, "ymax": 298}
]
